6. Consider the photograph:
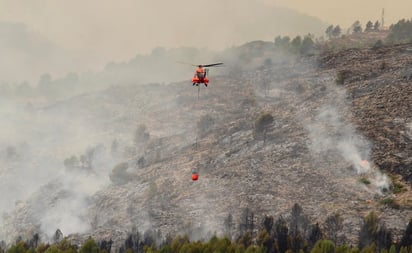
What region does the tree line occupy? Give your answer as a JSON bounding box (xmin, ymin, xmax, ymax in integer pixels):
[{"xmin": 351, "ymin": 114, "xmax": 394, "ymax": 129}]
[
  {"xmin": 324, "ymin": 20, "xmax": 381, "ymax": 40},
  {"xmin": 323, "ymin": 18, "xmax": 412, "ymax": 45},
  {"xmin": 2, "ymin": 204, "xmax": 412, "ymax": 253}
]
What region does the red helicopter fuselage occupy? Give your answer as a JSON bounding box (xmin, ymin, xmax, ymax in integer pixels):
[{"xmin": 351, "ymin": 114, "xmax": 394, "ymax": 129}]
[
  {"xmin": 188, "ymin": 63, "xmax": 223, "ymax": 86},
  {"xmin": 192, "ymin": 76, "xmax": 209, "ymax": 84},
  {"xmin": 192, "ymin": 66, "xmax": 209, "ymax": 85}
]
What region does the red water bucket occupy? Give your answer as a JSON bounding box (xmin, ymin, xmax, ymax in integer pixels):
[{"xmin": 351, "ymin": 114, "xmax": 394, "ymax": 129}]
[{"xmin": 191, "ymin": 172, "xmax": 199, "ymax": 181}]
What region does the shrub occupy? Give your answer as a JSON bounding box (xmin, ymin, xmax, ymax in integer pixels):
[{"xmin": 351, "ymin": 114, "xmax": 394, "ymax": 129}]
[
  {"xmin": 110, "ymin": 162, "xmax": 130, "ymax": 185},
  {"xmin": 392, "ymin": 181, "xmax": 404, "ymax": 194},
  {"xmin": 63, "ymin": 156, "xmax": 80, "ymax": 170},
  {"xmin": 336, "ymin": 70, "xmax": 350, "ymax": 85},
  {"xmin": 380, "ymin": 198, "xmax": 400, "ymax": 209},
  {"xmin": 134, "ymin": 124, "xmax": 150, "ymax": 146},
  {"xmin": 255, "ymin": 113, "xmax": 273, "ymax": 141},
  {"xmin": 373, "ymin": 40, "xmax": 384, "ymax": 49},
  {"xmin": 79, "ymin": 238, "xmax": 99, "ymax": 253},
  {"xmin": 360, "ymin": 177, "xmax": 371, "ymax": 185},
  {"xmin": 310, "ymin": 240, "xmax": 335, "ymax": 253}
]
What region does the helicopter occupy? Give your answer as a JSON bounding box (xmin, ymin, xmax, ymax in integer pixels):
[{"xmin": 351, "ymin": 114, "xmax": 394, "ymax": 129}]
[
  {"xmin": 192, "ymin": 63, "xmax": 223, "ymax": 87},
  {"xmin": 177, "ymin": 62, "xmax": 224, "ymax": 87}
]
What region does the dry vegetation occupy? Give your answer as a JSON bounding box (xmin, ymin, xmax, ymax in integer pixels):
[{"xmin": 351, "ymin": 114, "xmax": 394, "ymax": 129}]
[{"xmin": 3, "ymin": 35, "xmax": 412, "ymax": 249}]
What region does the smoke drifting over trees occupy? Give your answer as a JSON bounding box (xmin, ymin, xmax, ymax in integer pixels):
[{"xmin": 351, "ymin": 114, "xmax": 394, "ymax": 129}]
[{"xmin": 1, "ymin": 2, "xmax": 412, "ymax": 250}]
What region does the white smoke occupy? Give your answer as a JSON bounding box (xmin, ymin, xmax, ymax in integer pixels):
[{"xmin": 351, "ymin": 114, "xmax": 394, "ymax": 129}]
[
  {"xmin": 305, "ymin": 83, "xmax": 390, "ymax": 195},
  {"xmin": 307, "ymin": 106, "xmax": 370, "ymax": 171},
  {"xmin": 38, "ymin": 167, "xmax": 111, "ymax": 237},
  {"xmin": 0, "ymin": 97, "xmax": 118, "ymax": 242}
]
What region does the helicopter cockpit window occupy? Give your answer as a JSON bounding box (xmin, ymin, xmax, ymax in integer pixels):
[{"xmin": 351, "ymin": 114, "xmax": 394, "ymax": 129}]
[{"xmin": 196, "ymin": 72, "xmax": 204, "ymax": 79}]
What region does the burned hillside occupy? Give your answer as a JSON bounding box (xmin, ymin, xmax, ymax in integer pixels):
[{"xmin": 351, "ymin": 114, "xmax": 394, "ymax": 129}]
[
  {"xmin": 2, "ymin": 42, "xmax": 412, "ymax": 248},
  {"xmin": 320, "ymin": 43, "xmax": 412, "ymax": 183}
]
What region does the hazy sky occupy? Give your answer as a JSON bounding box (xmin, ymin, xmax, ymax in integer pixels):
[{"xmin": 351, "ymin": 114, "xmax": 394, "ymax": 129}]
[
  {"xmin": 267, "ymin": 0, "xmax": 412, "ymax": 28},
  {"xmin": 0, "ymin": 0, "xmax": 411, "ymax": 65}
]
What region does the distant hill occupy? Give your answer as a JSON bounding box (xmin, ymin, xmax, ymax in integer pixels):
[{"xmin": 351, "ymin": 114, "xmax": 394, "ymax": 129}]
[
  {"xmin": 0, "ymin": 22, "xmax": 100, "ymax": 85},
  {"xmin": 0, "ymin": 2, "xmax": 328, "ymax": 85},
  {"xmin": 188, "ymin": 2, "xmax": 329, "ymax": 46},
  {"xmin": 0, "ymin": 22, "xmax": 87, "ymax": 84}
]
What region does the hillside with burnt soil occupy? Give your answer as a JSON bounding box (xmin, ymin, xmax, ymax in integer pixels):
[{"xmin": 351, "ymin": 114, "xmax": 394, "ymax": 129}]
[
  {"xmin": 320, "ymin": 44, "xmax": 412, "ymax": 182},
  {"xmin": 2, "ymin": 41, "xmax": 412, "ymax": 249}
]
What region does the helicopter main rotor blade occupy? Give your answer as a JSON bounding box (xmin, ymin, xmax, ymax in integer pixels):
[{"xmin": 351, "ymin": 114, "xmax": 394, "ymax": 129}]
[{"xmin": 202, "ymin": 63, "xmax": 224, "ymax": 67}]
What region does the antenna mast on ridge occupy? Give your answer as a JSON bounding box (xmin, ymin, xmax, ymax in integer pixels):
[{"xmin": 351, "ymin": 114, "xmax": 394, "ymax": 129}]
[{"xmin": 381, "ymin": 8, "xmax": 385, "ymax": 29}]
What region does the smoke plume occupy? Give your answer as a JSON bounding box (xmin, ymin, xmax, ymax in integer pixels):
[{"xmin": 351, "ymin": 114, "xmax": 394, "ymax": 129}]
[{"xmin": 304, "ymin": 80, "xmax": 390, "ymax": 194}]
